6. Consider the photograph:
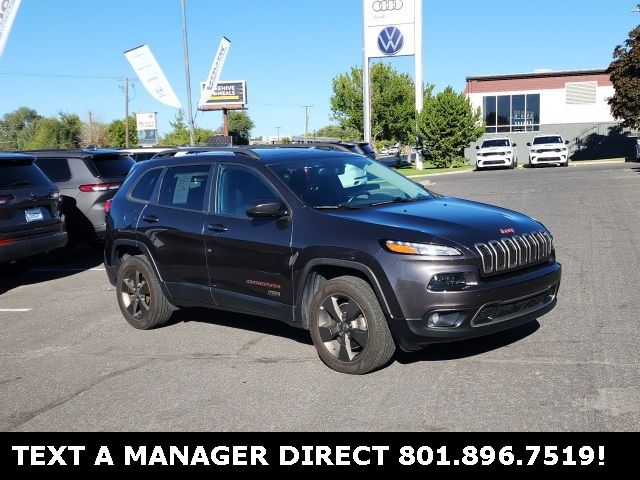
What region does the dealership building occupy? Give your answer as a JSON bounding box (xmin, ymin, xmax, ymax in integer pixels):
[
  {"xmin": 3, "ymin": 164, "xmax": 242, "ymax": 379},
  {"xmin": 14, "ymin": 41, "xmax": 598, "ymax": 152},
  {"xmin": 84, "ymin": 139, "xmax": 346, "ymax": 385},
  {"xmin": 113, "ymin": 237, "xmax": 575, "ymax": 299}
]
[{"xmin": 464, "ymin": 68, "xmax": 637, "ymax": 161}]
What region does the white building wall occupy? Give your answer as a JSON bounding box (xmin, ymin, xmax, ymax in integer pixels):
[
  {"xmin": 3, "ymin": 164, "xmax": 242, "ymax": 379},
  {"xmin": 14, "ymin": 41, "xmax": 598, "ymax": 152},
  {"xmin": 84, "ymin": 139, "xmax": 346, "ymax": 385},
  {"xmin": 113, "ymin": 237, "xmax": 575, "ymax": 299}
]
[{"xmin": 468, "ymin": 85, "xmax": 615, "ymax": 125}]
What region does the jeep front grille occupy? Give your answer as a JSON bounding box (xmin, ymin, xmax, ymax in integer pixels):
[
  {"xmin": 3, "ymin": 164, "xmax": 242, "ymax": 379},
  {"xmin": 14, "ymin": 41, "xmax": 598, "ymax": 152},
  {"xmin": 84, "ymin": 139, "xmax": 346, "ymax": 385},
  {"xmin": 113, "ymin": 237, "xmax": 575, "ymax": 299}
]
[{"xmin": 474, "ymin": 231, "xmax": 553, "ymax": 276}]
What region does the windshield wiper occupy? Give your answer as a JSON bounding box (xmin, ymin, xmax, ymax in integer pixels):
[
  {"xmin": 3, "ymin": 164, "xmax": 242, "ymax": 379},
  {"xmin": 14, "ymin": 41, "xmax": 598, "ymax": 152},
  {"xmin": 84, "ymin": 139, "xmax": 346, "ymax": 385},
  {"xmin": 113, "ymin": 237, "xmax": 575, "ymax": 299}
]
[
  {"xmin": 370, "ymin": 197, "xmax": 419, "ymax": 207},
  {"xmin": 7, "ymin": 181, "xmax": 31, "ymax": 188},
  {"xmin": 313, "ymin": 203, "xmax": 361, "ymax": 210}
]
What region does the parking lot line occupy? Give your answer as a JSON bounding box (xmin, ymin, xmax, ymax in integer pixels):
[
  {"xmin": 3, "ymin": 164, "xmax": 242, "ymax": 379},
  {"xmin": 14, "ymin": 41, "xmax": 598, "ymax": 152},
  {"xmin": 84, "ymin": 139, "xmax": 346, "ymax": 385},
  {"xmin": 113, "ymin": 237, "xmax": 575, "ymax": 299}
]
[{"xmin": 0, "ymin": 309, "xmax": 31, "ymax": 312}]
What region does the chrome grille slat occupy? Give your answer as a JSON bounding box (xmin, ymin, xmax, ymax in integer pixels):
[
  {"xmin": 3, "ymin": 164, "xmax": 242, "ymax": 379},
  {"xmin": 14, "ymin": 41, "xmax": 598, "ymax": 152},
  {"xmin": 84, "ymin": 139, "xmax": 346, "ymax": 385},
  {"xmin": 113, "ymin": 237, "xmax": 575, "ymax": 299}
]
[{"xmin": 474, "ymin": 231, "xmax": 554, "ymax": 277}]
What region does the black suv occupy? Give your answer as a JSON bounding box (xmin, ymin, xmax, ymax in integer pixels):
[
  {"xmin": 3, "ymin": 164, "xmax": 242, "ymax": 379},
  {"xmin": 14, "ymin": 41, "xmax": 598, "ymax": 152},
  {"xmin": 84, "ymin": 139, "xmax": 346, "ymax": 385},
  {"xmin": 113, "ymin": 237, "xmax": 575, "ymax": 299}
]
[
  {"xmin": 0, "ymin": 153, "xmax": 67, "ymax": 266},
  {"xmin": 105, "ymin": 147, "xmax": 562, "ymax": 374},
  {"xmin": 25, "ymin": 149, "xmax": 134, "ymax": 244}
]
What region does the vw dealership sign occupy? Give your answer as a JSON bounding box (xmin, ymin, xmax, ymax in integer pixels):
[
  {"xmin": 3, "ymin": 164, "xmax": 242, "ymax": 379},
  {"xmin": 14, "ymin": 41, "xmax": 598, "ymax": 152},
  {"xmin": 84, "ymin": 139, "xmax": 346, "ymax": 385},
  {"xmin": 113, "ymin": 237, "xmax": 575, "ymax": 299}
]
[
  {"xmin": 364, "ymin": 0, "xmax": 416, "ymax": 58},
  {"xmin": 377, "ymin": 26, "xmax": 405, "ymax": 55}
]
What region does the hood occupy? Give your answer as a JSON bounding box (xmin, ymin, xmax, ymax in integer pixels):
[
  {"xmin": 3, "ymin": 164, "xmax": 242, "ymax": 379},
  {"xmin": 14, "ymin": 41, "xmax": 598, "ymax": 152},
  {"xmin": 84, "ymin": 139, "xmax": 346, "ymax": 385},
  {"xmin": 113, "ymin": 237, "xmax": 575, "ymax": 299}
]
[
  {"xmin": 478, "ymin": 146, "xmax": 512, "ymax": 153},
  {"xmin": 328, "ymin": 197, "xmax": 544, "ymax": 251}
]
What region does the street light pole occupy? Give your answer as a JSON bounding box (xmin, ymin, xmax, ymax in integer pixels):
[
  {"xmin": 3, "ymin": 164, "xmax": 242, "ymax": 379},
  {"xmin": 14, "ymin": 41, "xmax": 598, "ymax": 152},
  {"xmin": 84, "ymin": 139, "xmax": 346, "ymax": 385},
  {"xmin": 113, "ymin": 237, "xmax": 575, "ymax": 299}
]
[
  {"xmin": 180, "ymin": 0, "xmax": 196, "ymax": 147},
  {"xmin": 276, "ymin": 127, "xmax": 281, "ymax": 142}
]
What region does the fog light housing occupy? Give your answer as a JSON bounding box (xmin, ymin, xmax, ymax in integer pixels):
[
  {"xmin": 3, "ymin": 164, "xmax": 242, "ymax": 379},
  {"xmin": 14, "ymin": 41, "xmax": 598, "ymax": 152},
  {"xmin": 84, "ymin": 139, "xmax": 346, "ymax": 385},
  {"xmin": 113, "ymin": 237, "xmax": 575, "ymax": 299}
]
[
  {"xmin": 428, "ymin": 272, "xmax": 468, "ymax": 292},
  {"xmin": 428, "ymin": 312, "xmax": 462, "ymax": 328}
]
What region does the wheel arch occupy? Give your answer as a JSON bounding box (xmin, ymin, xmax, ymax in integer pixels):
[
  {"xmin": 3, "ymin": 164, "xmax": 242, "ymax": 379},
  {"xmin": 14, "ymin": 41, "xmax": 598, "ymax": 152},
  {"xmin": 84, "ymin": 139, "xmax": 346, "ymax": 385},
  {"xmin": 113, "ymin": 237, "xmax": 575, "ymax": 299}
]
[
  {"xmin": 110, "ymin": 239, "xmax": 172, "ymax": 299},
  {"xmin": 295, "ymin": 258, "xmax": 397, "ymax": 329}
]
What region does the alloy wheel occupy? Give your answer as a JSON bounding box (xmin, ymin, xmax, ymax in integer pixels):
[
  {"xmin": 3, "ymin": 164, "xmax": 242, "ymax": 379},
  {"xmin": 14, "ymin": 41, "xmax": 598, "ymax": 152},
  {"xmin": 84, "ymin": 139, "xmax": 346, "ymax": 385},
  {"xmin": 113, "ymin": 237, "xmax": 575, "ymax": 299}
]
[
  {"xmin": 120, "ymin": 268, "xmax": 151, "ymax": 322},
  {"xmin": 318, "ymin": 294, "xmax": 369, "ymax": 362}
]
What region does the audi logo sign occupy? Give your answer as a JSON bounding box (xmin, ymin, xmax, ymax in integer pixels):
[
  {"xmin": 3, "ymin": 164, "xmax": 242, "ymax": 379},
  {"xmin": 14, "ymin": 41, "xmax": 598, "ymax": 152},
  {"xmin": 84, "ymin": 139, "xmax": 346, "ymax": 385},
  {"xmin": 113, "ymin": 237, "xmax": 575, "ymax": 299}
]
[{"xmin": 372, "ymin": 0, "xmax": 404, "ymax": 12}]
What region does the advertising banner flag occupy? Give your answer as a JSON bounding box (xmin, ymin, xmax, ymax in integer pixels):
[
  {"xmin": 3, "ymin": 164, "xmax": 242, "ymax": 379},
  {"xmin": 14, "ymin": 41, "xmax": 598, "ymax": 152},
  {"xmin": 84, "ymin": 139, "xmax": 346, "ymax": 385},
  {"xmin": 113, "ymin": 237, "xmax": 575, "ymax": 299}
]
[
  {"xmin": 124, "ymin": 45, "xmax": 182, "ymax": 109},
  {"xmin": 0, "ymin": 0, "xmax": 22, "ymax": 57},
  {"xmin": 198, "ymin": 37, "xmax": 231, "ymax": 108}
]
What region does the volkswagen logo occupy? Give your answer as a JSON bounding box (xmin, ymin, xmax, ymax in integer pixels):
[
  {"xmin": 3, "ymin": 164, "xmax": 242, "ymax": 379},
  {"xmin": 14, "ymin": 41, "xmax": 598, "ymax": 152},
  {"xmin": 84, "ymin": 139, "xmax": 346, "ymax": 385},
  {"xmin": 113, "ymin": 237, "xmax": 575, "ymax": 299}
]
[
  {"xmin": 372, "ymin": 0, "xmax": 404, "ymax": 12},
  {"xmin": 377, "ymin": 26, "xmax": 404, "ymax": 55}
]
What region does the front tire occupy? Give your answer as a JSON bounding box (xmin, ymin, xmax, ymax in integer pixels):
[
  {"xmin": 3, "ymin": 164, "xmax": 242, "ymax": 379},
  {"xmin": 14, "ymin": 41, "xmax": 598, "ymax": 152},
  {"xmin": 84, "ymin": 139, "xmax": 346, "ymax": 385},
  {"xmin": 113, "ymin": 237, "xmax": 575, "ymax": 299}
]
[
  {"xmin": 308, "ymin": 276, "xmax": 396, "ymax": 374},
  {"xmin": 116, "ymin": 255, "xmax": 175, "ymax": 330}
]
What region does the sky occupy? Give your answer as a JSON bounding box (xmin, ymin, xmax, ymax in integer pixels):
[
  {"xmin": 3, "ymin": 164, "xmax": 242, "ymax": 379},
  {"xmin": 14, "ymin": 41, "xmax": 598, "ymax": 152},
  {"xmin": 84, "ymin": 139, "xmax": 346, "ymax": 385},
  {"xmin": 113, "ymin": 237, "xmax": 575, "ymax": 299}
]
[{"xmin": 1, "ymin": 0, "xmax": 638, "ymax": 139}]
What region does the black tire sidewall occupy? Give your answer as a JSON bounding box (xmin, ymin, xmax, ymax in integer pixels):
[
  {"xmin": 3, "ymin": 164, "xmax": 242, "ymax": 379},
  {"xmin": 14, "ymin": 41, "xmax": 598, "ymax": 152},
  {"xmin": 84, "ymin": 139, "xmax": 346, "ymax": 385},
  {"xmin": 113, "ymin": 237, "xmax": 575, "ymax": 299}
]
[
  {"xmin": 308, "ymin": 277, "xmax": 393, "ymax": 375},
  {"xmin": 116, "ymin": 256, "xmax": 160, "ymax": 330}
]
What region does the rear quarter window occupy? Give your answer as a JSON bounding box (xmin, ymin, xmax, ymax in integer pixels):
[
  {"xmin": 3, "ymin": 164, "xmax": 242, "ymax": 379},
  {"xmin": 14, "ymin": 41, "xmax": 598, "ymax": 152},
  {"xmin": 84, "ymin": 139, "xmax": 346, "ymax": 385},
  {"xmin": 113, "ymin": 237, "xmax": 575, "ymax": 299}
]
[
  {"xmin": 34, "ymin": 157, "xmax": 72, "ymax": 183},
  {"xmin": 130, "ymin": 168, "xmax": 163, "ymax": 202},
  {"xmin": 88, "ymin": 154, "xmax": 135, "ymax": 179}
]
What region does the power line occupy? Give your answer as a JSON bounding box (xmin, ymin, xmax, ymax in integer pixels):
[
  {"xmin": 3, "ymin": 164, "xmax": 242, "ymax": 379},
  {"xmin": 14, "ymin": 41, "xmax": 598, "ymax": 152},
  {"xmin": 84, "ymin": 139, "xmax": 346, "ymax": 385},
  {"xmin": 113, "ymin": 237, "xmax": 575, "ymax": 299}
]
[{"xmin": 0, "ymin": 71, "xmax": 133, "ymax": 80}]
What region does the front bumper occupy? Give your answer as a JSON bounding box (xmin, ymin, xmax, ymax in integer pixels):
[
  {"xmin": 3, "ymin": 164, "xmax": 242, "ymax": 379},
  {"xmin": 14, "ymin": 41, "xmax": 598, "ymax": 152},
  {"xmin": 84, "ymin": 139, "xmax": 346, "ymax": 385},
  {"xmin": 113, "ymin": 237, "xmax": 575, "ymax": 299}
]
[
  {"xmin": 0, "ymin": 232, "xmax": 68, "ymax": 263},
  {"xmin": 530, "ymin": 152, "xmax": 568, "ymax": 165},
  {"xmin": 388, "ymin": 263, "xmax": 562, "ymax": 351},
  {"xmin": 476, "ymin": 155, "xmax": 514, "ymax": 168}
]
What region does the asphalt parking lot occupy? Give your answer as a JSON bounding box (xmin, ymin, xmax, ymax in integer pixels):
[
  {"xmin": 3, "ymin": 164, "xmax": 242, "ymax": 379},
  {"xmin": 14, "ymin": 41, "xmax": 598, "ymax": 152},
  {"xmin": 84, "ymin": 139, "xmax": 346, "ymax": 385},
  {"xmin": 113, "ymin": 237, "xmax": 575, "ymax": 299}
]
[{"xmin": 1, "ymin": 161, "xmax": 639, "ymax": 432}]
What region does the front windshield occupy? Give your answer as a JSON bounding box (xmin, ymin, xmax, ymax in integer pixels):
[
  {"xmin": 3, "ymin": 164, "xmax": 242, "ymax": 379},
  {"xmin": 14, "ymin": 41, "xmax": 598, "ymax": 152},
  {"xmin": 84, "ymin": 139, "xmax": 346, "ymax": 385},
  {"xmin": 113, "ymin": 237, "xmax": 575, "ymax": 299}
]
[
  {"xmin": 268, "ymin": 156, "xmax": 432, "ymax": 208},
  {"xmin": 533, "ymin": 136, "xmax": 563, "ymax": 145},
  {"xmin": 482, "ymin": 139, "xmax": 510, "ymax": 148}
]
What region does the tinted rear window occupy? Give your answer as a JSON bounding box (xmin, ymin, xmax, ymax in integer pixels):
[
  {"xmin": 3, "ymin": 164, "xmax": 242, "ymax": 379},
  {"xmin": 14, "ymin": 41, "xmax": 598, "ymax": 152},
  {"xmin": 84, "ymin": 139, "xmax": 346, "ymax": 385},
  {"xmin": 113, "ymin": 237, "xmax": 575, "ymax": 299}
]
[
  {"xmin": 88, "ymin": 154, "xmax": 135, "ymax": 179},
  {"xmin": 0, "ymin": 162, "xmax": 52, "ymax": 189},
  {"xmin": 34, "ymin": 157, "xmax": 72, "ymax": 182}
]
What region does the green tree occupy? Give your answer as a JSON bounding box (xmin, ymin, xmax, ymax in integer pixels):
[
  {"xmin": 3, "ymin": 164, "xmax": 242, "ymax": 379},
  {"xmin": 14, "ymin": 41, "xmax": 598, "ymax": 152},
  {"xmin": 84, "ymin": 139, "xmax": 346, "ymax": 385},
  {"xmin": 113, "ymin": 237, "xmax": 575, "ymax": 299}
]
[
  {"xmin": 313, "ymin": 124, "xmax": 358, "ymax": 140},
  {"xmin": 106, "ymin": 116, "xmax": 137, "ymax": 148},
  {"xmin": 228, "ymin": 111, "xmax": 255, "ymax": 145},
  {"xmin": 162, "ymin": 110, "xmax": 216, "ymax": 146},
  {"xmin": 163, "ymin": 110, "xmax": 190, "ymax": 146},
  {"xmin": 608, "ymin": 22, "xmax": 640, "ymax": 129},
  {"xmin": 415, "ymin": 86, "xmax": 485, "ymax": 168},
  {"xmin": 25, "ymin": 112, "xmax": 82, "ymax": 150},
  {"xmin": 0, "ymin": 107, "xmax": 41, "ymax": 151},
  {"xmin": 330, "ymin": 63, "xmax": 417, "ymax": 144}
]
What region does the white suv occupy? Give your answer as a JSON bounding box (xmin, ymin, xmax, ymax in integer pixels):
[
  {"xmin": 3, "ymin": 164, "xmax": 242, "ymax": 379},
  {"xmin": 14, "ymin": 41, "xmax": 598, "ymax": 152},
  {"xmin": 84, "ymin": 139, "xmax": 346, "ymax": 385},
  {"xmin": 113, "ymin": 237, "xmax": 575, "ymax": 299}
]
[
  {"xmin": 527, "ymin": 135, "xmax": 570, "ymax": 167},
  {"xmin": 475, "ymin": 137, "xmax": 517, "ymax": 170}
]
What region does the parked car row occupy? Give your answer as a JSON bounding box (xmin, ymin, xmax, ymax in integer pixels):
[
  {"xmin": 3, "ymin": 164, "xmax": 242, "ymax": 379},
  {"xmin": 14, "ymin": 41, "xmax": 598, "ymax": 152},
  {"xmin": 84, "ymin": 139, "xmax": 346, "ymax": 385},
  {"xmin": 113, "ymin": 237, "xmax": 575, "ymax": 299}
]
[
  {"xmin": 1, "ymin": 149, "xmax": 134, "ymax": 270},
  {"xmin": 475, "ymin": 134, "xmax": 570, "ymax": 171}
]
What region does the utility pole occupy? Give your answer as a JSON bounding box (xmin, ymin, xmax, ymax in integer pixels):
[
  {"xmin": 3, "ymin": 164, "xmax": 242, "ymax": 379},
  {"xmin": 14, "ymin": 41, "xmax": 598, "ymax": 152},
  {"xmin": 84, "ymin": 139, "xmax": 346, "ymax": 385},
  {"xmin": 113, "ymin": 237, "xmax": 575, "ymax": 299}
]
[
  {"xmin": 124, "ymin": 77, "xmax": 130, "ymax": 148},
  {"xmin": 303, "ymin": 105, "xmax": 313, "ymax": 143},
  {"xmin": 180, "ymin": 0, "xmax": 196, "ymax": 147},
  {"xmin": 276, "ymin": 127, "xmax": 281, "ymax": 142}
]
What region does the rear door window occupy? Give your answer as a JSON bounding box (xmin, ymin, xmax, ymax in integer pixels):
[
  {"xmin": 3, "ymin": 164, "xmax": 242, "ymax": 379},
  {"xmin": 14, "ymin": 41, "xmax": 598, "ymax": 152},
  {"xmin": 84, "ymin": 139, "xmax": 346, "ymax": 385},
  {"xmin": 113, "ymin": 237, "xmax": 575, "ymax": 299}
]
[
  {"xmin": 158, "ymin": 165, "xmax": 211, "ymax": 212},
  {"xmin": 34, "ymin": 157, "xmax": 72, "ymax": 182},
  {"xmin": 88, "ymin": 154, "xmax": 135, "ymax": 179},
  {"xmin": 130, "ymin": 168, "xmax": 163, "ymax": 202},
  {"xmin": 0, "ymin": 159, "xmax": 52, "ymax": 189}
]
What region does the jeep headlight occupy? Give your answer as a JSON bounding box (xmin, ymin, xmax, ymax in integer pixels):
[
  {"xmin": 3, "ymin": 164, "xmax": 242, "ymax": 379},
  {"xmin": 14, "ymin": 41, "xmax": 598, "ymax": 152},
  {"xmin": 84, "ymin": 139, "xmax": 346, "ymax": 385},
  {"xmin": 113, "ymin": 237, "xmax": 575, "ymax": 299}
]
[{"xmin": 385, "ymin": 241, "xmax": 462, "ymax": 256}]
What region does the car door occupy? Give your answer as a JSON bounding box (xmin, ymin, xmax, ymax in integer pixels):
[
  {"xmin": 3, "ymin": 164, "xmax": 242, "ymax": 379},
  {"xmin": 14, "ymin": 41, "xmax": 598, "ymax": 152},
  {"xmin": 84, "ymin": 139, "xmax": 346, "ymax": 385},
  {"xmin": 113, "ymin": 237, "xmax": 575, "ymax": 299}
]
[
  {"xmin": 204, "ymin": 163, "xmax": 293, "ymax": 320},
  {"xmin": 137, "ymin": 163, "xmax": 213, "ymax": 305}
]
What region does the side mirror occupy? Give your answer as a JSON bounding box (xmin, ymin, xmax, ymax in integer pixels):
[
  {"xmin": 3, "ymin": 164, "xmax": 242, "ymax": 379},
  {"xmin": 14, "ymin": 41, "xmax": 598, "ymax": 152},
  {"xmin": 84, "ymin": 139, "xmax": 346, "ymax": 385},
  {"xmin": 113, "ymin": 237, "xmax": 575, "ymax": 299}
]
[
  {"xmin": 512, "ymin": 143, "xmax": 517, "ymax": 147},
  {"xmin": 526, "ymin": 142, "xmax": 531, "ymax": 147},
  {"xmin": 476, "ymin": 146, "xmax": 480, "ymax": 150},
  {"xmin": 565, "ymin": 140, "xmax": 570, "ymax": 145},
  {"xmin": 246, "ymin": 201, "xmax": 287, "ymax": 219}
]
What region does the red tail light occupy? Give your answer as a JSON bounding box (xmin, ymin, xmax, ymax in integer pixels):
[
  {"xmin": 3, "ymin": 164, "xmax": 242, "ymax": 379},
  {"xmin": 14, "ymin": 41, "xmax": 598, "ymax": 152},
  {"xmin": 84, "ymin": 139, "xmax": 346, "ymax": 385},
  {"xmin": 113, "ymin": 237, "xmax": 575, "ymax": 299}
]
[
  {"xmin": 79, "ymin": 183, "xmax": 122, "ymax": 193},
  {"xmin": 0, "ymin": 238, "xmax": 16, "ymax": 245},
  {"xmin": 0, "ymin": 195, "xmax": 14, "ymax": 205},
  {"xmin": 104, "ymin": 199, "xmax": 112, "ymax": 214}
]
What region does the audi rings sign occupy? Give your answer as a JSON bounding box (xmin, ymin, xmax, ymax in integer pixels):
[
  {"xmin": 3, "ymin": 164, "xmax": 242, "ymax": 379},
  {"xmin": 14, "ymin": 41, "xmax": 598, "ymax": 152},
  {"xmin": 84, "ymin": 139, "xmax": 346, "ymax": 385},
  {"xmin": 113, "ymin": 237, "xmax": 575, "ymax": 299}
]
[{"xmin": 364, "ymin": 0, "xmax": 416, "ymax": 58}]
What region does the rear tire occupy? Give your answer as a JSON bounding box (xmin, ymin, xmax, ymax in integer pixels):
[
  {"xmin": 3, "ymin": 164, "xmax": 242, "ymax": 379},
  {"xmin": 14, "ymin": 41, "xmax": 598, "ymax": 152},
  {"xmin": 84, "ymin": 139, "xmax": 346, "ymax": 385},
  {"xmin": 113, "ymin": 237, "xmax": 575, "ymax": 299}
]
[
  {"xmin": 116, "ymin": 255, "xmax": 175, "ymax": 330},
  {"xmin": 308, "ymin": 276, "xmax": 396, "ymax": 374}
]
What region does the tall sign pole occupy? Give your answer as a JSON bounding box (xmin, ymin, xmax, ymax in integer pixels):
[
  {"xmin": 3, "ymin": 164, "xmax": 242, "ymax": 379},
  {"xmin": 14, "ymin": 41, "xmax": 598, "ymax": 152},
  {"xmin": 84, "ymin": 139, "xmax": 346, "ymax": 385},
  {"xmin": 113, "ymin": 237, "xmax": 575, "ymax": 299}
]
[
  {"xmin": 180, "ymin": 0, "xmax": 196, "ymax": 147},
  {"xmin": 363, "ymin": 0, "xmax": 421, "ymax": 163},
  {"xmin": 414, "ymin": 0, "xmax": 424, "ymax": 170}
]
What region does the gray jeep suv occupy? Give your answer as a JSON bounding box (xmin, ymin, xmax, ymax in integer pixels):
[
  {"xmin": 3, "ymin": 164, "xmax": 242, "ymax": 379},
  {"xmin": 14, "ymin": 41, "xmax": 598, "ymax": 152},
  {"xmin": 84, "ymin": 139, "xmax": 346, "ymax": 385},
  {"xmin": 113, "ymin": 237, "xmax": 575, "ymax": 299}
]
[{"xmin": 26, "ymin": 149, "xmax": 134, "ymax": 244}]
